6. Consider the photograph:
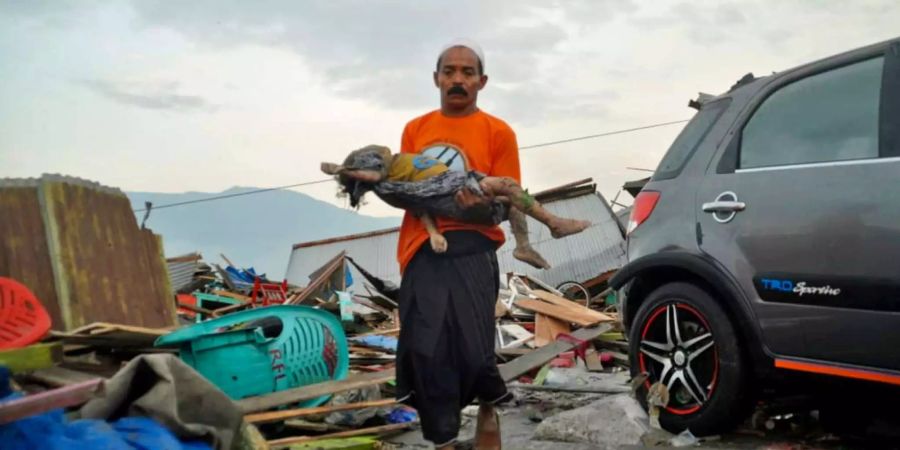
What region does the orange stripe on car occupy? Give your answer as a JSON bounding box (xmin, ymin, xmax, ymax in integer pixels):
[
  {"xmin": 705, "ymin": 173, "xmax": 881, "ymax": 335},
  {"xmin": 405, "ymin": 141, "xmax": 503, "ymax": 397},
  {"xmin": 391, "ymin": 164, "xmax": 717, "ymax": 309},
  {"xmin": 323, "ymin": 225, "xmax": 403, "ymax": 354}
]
[{"xmin": 775, "ymin": 359, "xmax": 900, "ymax": 386}]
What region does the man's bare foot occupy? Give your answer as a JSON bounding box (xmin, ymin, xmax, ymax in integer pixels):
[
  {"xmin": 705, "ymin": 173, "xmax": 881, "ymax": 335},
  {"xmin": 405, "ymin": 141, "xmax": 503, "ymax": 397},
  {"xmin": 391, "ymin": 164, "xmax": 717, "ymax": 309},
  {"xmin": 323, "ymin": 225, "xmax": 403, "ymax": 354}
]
[
  {"xmin": 474, "ymin": 404, "xmax": 500, "ymax": 450},
  {"xmin": 550, "ymin": 218, "xmax": 591, "ymax": 239},
  {"xmin": 513, "ymin": 245, "xmax": 551, "ymax": 270},
  {"xmin": 429, "ymin": 233, "xmax": 448, "ymax": 253}
]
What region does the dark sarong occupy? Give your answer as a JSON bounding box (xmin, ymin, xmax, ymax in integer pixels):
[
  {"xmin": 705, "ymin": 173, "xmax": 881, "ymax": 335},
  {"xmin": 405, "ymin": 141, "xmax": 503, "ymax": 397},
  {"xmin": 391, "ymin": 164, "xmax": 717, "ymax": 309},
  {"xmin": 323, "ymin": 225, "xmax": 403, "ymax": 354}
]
[
  {"xmin": 374, "ymin": 171, "xmax": 508, "ymax": 226},
  {"xmin": 395, "ymin": 231, "xmax": 511, "ymax": 446}
]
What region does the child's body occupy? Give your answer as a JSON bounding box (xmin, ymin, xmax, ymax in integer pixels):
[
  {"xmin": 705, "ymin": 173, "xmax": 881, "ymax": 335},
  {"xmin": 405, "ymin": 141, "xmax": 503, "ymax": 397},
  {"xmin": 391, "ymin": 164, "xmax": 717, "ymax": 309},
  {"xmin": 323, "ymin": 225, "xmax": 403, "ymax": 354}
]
[{"xmin": 322, "ymin": 145, "xmax": 590, "ymax": 269}]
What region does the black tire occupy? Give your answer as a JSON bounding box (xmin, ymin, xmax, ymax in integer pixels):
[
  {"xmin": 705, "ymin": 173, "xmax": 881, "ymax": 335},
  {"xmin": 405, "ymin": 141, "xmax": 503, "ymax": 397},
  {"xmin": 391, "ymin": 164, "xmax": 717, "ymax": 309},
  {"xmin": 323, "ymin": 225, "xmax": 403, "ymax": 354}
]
[{"xmin": 628, "ymin": 282, "xmax": 750, "ymax": 436}]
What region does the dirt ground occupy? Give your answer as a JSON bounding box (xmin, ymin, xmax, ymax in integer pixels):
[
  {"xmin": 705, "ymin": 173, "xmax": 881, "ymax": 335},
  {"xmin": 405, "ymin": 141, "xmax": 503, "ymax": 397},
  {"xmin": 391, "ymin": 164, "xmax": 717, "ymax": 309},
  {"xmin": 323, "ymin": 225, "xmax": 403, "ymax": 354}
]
[{"xmin": 383, "ymin": 384, "xmax": 900, "ymax": 450}]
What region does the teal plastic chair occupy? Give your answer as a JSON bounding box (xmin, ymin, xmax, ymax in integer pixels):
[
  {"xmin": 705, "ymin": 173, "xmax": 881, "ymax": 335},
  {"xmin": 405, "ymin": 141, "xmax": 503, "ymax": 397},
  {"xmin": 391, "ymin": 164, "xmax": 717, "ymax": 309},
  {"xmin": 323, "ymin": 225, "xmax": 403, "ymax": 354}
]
[{"xmin": 155, "ymin": 305, "xmax": 349, "ymax": 407}]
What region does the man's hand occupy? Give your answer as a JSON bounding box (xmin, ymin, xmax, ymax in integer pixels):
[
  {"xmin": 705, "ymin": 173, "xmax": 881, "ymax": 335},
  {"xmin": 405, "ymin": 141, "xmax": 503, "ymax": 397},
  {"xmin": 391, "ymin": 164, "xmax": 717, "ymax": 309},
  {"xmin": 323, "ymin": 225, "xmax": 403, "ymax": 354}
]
[{"xmin": 455, "ymin": 186, "xmax": 490, "ymax": 210}]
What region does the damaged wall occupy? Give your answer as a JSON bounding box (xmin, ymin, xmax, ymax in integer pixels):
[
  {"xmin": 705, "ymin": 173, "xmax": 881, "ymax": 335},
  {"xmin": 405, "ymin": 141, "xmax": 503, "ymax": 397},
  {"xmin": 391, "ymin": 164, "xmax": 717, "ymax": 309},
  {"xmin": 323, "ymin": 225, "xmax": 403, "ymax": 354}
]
[{"xmin": 0, "ymin": 175, "xmax": 176, "ymax": 330}]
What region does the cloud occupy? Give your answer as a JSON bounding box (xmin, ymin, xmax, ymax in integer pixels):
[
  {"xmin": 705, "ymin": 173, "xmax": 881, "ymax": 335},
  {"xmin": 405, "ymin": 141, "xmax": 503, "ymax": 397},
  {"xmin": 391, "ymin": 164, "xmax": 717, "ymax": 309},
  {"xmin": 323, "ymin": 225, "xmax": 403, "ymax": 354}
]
[
  {"xmin": 80, "ymin": 79, "xmax": 217, "ymax": 112},
  {"xmin": 125, "ymin": 1, "xmax": 634, "ymax": 119}
]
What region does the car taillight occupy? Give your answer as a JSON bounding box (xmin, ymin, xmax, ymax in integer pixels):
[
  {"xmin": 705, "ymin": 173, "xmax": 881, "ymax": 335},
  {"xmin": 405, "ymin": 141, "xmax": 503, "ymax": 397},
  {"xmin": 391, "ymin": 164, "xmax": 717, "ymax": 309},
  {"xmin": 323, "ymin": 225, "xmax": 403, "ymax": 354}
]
[{"xmin": 627, "ymin": 191, "xmax": 660, "ymax": 235}]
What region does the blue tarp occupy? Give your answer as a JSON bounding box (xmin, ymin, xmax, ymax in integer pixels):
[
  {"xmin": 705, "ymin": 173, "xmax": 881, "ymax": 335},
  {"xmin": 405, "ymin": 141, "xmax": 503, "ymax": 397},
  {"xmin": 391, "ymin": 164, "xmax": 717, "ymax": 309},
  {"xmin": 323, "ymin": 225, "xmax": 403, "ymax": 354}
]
[
  {"xmin": 0, "ymin": 405, "xmax": 212, "ymax": 450},
  {"xmin": 349, "ymin": 335, "xmax": 398, "ymax": 352},
  {"xmin": 0, "ymin": 367, "xmax": 212, "ymax": 450}
]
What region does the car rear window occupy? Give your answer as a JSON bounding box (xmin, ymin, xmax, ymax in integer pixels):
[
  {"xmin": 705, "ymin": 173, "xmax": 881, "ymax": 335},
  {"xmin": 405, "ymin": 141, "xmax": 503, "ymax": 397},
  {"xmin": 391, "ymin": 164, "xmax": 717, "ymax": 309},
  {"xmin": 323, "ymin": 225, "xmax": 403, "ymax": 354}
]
[{"xmin": 653, "ymin": 99, "xmax": 731, "ymax": 181}]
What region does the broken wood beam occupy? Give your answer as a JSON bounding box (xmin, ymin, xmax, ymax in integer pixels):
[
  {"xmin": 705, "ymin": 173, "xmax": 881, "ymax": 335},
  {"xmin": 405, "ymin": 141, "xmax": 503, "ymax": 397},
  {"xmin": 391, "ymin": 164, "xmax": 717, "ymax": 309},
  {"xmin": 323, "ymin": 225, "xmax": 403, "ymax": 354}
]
[
  {"xmin": 245, "ymin": 398, "xmax": 397, "ymax": 424},
  {"xmin": 0, "ymin": 378, "xmax": 104, "ymax": 425},
  {"xmin": 19, "ymin": 366, "xmax": 105, "ymax": 388},
  {"xmin": 267, "ymin": 421, "xmax": 416, "ymax": 448},
  {"xmin": 210, "ymin": 302, "xmax": 251, "ymax": 318},
  {"xmin": 534, "ymin": 313, "xmax": 570, "ymax": 347},
  {"xmin": 531, "ymin": 290, "xmax": 615, "ymax": 322},
  {"xmin": 513, "ymin": 298, "xmax": 601, "ymax": 327},
  {"xmin": 177, "ymin": 302, "xmax": 215, "ymax": 316},
  {"xmin": 211, "ymin": 289, "xmax": 252, "ymax": 302},
  {"xmin": 237, "ymin": 368, "xmax": 396, "ymax": 413},
  {"xmin": 498, "ymin": 324, "xmax": 613, "ymax": 381}
]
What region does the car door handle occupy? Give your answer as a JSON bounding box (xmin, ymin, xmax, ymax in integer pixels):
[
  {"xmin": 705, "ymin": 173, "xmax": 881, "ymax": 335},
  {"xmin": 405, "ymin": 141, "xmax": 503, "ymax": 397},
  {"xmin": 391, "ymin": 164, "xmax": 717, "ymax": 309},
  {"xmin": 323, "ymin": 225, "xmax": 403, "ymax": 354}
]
[{"xmin": 702, "ymin": 201, "xmax": 746, "ymax": 213}]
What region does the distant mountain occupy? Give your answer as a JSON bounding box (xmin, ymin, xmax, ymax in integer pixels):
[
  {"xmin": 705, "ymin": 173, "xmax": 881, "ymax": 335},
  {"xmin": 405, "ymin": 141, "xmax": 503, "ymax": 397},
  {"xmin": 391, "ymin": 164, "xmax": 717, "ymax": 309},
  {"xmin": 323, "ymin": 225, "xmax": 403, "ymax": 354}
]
[{"xmin": 127, "ymin": 187, "xmax": 401, "ymax": 278}]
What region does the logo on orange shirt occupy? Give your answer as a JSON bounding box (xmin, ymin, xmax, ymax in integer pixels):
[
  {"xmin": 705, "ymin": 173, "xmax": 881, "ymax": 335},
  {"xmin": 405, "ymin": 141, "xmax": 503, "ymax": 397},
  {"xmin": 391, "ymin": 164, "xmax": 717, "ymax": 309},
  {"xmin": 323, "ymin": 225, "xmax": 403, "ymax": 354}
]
[{"xmin": 418, "ymin": 143, "xmax": 468, "ymax": 172}]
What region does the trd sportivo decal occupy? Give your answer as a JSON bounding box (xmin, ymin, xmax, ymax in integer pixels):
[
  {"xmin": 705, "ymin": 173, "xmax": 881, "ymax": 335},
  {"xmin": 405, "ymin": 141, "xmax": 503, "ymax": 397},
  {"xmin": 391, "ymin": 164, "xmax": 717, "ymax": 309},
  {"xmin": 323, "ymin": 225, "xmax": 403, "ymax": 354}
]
[
  {"xmin": 759, "ymin": 279, "xmax": 841, "ymax": 297},
  {"xmin": 754, "ymin": 274, "xmax": 900, "ymax": 312}
]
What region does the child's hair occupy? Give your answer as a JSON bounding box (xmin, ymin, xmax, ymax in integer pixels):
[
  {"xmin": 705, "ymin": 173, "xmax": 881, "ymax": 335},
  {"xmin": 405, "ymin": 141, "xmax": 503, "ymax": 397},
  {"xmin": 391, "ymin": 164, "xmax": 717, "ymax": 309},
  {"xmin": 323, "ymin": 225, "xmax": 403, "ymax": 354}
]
[{"xmin": 334, "ymin": 145, "xmax": 391, "ymax": 208}]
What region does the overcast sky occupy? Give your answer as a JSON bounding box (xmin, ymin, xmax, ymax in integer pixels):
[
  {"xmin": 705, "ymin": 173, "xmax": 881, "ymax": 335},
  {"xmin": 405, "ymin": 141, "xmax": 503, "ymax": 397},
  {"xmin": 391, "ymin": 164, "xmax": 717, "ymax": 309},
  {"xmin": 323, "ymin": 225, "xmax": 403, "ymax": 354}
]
[{"xmin": 2, "ymin": 1, "xmax": 898, "ymax": 217}]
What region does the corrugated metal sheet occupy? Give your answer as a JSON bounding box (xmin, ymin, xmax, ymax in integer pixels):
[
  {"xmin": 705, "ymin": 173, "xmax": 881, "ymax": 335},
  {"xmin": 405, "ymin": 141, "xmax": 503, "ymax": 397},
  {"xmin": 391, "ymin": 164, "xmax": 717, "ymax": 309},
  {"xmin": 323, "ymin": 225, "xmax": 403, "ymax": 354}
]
[
  {"xmin": 0, "ymin": 175, "xmax": 176, "ymax": 330},
  {"xmin": 285, "ymin": 226, "xmax": 401, "ymax": 293},
  {"xmin": 285, "ymin": 190, "xmax": 625, "ymax": 293},
  {"xmin": 495, "ymin": 192, "xmax": 627, "ymax": 287},
  {"xmin": 615, "ymin": 205, "xmax": 633, "ymax": 230},
  {"xmin": 0, "ymin": 182, "xmax": 63, "ymax": 326},
  {"xmin": 166, "ymin": 253, "xmax": 201, "ymax": 293}
]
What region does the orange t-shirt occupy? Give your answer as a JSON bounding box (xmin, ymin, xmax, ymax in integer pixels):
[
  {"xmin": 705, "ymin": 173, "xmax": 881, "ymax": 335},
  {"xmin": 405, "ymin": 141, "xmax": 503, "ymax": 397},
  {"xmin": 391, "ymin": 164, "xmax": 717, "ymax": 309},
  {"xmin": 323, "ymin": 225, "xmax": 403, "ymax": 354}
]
[{"xmin": 396, "ymin": 109, "xmax": 522, "ymax": 273}]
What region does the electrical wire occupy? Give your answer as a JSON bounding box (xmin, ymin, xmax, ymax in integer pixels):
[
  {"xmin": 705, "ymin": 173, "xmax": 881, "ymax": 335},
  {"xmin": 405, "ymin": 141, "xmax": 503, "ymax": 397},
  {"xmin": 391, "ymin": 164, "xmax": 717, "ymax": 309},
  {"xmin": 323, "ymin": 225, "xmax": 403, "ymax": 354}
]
[{"xmin": 132, "ymin": 118, "xmax": 688, "ymax": 213}]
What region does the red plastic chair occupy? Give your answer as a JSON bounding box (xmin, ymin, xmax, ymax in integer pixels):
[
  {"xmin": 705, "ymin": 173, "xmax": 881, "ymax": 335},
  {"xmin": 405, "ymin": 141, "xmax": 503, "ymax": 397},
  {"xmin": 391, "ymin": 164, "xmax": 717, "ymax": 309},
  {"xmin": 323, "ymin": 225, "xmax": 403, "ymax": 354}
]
[
  {"xmin": 251, "ymin": 278, "xmax": 288, "ymax": 307},
  {"xmin": 0, "ymin": 277, "xmax": 52, "ymax": 349}
]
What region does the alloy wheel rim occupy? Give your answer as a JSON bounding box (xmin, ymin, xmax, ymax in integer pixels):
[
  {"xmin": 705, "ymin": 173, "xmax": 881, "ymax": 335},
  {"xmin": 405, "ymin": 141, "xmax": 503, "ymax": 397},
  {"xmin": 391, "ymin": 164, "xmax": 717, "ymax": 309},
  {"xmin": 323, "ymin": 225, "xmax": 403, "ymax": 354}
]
[{"xmin": 638, "ymin": 302, "xmax": 719, "ymax": 415}]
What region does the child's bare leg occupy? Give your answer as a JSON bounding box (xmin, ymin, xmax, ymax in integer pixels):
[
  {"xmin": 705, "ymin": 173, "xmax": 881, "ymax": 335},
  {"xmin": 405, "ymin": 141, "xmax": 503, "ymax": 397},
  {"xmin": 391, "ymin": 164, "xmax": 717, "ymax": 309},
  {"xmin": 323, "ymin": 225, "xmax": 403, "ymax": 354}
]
[
  {"xmin": 420, "ymin": 213, "xmax": 447, "ymax": 253},
  {"xmin": 480, "ymin": 177, "xmax": 590, "ymax": 238},
  {"xmin": 509, "ymin": 209, "xmax": 551, "ymax": 269}
]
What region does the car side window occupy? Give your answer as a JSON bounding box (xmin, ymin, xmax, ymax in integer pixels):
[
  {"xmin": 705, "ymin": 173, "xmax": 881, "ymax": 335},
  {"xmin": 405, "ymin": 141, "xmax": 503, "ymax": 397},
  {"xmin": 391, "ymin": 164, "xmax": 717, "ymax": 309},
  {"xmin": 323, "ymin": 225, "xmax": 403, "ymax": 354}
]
[
  {"xmin": 653, "ymin": 99, "xmax": 731, "ymax": 181},
  {"xmin": 740, "ymin": 57, "xmax": 884, "ymax": 169}
]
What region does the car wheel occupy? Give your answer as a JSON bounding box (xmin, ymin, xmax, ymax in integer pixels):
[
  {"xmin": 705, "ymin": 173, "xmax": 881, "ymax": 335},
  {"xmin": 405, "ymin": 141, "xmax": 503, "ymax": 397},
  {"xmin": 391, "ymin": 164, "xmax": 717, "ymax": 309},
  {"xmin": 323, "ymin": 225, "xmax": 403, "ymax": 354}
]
[{"xmin": 628, "ymin": 282, "xmax": 749, "ymax": 435}]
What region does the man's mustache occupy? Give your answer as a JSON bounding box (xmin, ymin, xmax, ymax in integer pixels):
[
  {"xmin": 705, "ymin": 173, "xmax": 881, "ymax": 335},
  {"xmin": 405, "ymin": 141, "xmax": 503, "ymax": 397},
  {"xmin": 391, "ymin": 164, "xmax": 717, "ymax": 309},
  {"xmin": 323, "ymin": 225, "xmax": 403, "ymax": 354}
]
[{"xmin": 447, "ymin": 86, "xmax": 468, "ymax": 97}]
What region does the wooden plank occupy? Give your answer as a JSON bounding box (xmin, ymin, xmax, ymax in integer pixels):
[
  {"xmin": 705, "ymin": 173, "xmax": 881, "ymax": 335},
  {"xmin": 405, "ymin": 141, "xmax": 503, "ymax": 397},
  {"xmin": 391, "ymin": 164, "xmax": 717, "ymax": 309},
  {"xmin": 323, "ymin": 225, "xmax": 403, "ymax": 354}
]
[
  {"xmin": 532, "ymin": 290, "xmax": 615, "ymax": 322},
  {"xmin": 585, "ymin": 348, "xmax": 604, "ymax": 372},
  {"xmin": 498, "ymin": 324, "xmax": 612, "ymax": 382},
  {"xmin": 82, "ymin": 322, "xmax": 173, "ymax": 335},
  {"xmin": 267, "ymin": 422, "xmax": 415, "ymax": 448},
  {"xmin": 177, "ymin": 302, "xmax": 215, "ymax": 316},
  {"xmin": 291, "ymin": 252, "xmax": 345, "ymax": 306},
  {"xmin": 237, "ymin": 368, "xmax": 396, "ymax": 413},
  {"xmin": 210, "ymin": 302, "xmax": 251, "ymax": 318},
  {"xmin": 513, "ymin": 298, "xmax": 600, "ymax": 327},
  {"xmin": 534, "ymin": 314, "xmax": 570, "ymax": 347},
  {"xmin": 211, "ymin": 289, "xmax": 252, "ymax": 302},
  {"xmin": 245, "ymin": 398, "xmax": 398, "ymax": 424},
  {"xmin": 496, "ymin": 347, "xmax": 532, "ymax": 357},
  {"xmin": 0, "ymin": 342, "xmax": 63, "ymax": 373},
  {"xmin": 48, "ymin": 330, "xmax": 160, "ymax": 348},
  {"xmin": 20, "ymin": 366, "xmax": 104, "ymax": 387},
  {"xmin": 0, "ymin": 378, "xmax": 103, "ymax": 425},
  {"xmin": 283, "ymin": 419, "xmax": 346, "ymax": 432}
]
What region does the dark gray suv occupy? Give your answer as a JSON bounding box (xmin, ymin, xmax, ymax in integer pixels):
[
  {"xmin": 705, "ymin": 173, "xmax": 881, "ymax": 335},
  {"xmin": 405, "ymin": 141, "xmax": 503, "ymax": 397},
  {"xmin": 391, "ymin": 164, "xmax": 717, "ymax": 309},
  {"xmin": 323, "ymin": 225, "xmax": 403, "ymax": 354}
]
[{"xmin": 610, "ymin": 37, "xmax": 900, "ymax": 435}]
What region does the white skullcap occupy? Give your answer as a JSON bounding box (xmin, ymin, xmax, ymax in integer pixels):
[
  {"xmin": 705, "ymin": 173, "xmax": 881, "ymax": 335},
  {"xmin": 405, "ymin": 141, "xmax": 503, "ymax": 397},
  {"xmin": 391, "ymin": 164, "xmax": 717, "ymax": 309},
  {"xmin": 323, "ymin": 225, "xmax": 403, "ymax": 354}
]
[{"xmin": 439, "ymin": 38, "xmax": 485, "ymax": 70}]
